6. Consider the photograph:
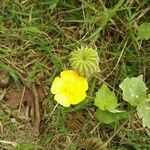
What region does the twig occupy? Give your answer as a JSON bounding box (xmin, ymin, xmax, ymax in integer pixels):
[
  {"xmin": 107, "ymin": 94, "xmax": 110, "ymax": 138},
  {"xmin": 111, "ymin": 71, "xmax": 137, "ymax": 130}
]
[
  {"xmin": 94, "ymin": 75, "xmax": 122, "ymax": 95},
  {"xmin": 0, "ymin": 89, "xmax": 6, "ymax": 101},
  {"xmin": 18, "ymin": 86, "xmax": 26, "ymax": 111},
  {"xmin": 90, "ymin": 123, "xmax": 101, "ymax": 134},
  {"xmin": 103, "ymin": 41, "xmax": 128, "ymax": 81},
  {"xmin": 0, "ymin": 140, "xmax": 18, "ymax": 147},
  {"xmin": 45, "ymin": 103, "xmax": 58, "ymax": 124},
  {"xmin": 32, "ymin": 84, "xmax": 40, "ymax": 136},
  {"xmin": 0, "ymin": 122, "xmax": 3, "ymax": 133},
  {"xmin": 105, "ymin": 120, "xmax": 128, "ymax": 145}
]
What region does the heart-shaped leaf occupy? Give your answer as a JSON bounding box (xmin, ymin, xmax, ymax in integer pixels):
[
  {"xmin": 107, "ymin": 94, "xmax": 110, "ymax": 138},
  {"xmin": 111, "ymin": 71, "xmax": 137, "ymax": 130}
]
[
  {"xmin": 94, "ymin": 84, "xmax": 118, "ymax": 111},
  {"xmin": 119, "ymin": 75, "xmax": 147, "ymax": 106},
  {"xmin": 137, "ymin": 99, "xmax": 150, "ymax": 128}
]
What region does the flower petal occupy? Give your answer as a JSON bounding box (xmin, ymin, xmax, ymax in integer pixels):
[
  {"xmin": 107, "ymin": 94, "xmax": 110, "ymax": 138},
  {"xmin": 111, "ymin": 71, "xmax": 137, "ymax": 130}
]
[
  {"xmin": 60, "ymin": 70, "xmax": 77, "ymax": 84},
  {"xmin": 61, "ymin": 70, "xmax": 88, "ymax": 92},
  {"xmin": 54, "ymin": 92, "xmax": 71, "ymax": 107},
  {"xmin": 70, "ymin": 91, "xmax": 86, "ymax": 105},
  {"xmin": 51, "ymin": 70, "xmax": 89, "ymax": 107},
  {"xmin": 51, "ymin": 77, "xmax": 66, "ymax": 94},
  {"xmin": 75, "ymin": 76, "xmax": 88, "ymax": 92}
]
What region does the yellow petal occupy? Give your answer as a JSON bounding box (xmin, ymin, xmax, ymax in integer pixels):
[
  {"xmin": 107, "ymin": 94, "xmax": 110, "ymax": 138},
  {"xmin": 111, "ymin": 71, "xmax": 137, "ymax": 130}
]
[
  {"xmin": 61, "ymin": 70, "xmax": 88, "ymax": 92},
  {"xmin": 51, "ymin": 77, "xmax": 66, "ymax": 94},
  {"xmin": 75, "ymin": 76, "xmax": 88, "ymax": 92},
  {"xmin": 70, "ymin": 91, "xmax": 86, "ymax": 105},
  {"xmin": 54, "ymin": 92, "xmax": 71, "ymax": 107},
  {"xmin": 51, "ymin": 70, "xmax": 88, "ymax": 107},
  {"xmin": 60, "ymin": 70, "xmax": 77, "ymax": 84}
]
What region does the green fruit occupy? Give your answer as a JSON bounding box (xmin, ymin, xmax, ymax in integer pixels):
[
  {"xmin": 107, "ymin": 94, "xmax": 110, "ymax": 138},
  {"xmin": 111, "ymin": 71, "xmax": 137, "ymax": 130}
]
[{"xmin": 70, "ymin": 46, "xmax": 100, "ymax": 77}]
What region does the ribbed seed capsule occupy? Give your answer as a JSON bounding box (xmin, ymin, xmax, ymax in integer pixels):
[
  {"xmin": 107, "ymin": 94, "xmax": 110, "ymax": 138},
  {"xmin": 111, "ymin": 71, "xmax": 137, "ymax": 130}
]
[{"xmin": 70, "ymin": 46, "xmax": 100, "ymax": 77}]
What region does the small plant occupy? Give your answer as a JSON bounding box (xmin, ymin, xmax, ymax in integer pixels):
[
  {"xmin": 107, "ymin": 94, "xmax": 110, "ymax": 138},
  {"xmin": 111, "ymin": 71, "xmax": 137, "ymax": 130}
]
[
  {"xmin": 120, "ymin": 75, "xmax": 150, "ymax": 128},
  {"xmin": 94, "ymin": 75, "xmax": 150, "ymax": 128},
  {"xmin": 94, "ymin": 84, "xmax": 127, "ymax": 124},
  {"xmin": 51, "ymin": 46, "xmax": 150, "ymax": 128}
]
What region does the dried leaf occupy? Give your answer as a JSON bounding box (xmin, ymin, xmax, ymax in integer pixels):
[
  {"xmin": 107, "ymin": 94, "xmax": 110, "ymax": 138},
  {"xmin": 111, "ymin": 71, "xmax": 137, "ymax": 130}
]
[
  {"xmin": 5, "ymin": 88, "xmax": 33, "ymax": 108},
  {"xmin": 5, "ymin": 85, "xmax": 46, "ymax": 108},
  {"xmin": 37, "ymin": 85, "xmax": 46, "ymax": 101}
]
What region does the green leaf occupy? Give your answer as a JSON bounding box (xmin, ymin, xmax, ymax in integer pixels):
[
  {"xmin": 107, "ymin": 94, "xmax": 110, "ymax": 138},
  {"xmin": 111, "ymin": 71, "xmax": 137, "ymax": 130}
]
[
  {"xmin": 94, "ymin": 84, "xmax": 118, "ymax": 111},
  {"xmin": 96, "ymin": 109, "xmax": 128, "ymax": 124},
  {"xmin": 119, "ymin": 75, "xmax": 147, "ymax": 106},
  {"xmin": 137, "ymin": 100, "xmax": 150, "ymax": 128},
  {"xmin": 138, "ymin": 23, "xmax": 150, "ymax": 40}
]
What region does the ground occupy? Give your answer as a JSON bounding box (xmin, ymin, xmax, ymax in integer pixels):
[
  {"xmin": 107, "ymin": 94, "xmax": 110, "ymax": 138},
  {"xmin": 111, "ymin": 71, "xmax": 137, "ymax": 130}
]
[{"xmin": 0, "ymin": 0, "xmax": 150, "ymax": 150}]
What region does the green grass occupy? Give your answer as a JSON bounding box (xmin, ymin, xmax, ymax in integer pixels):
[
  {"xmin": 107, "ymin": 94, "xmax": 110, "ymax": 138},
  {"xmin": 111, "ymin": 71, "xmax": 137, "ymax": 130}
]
[{"xmin": 0, "ymin": 0, "xmax": 150, "ymax": 149}]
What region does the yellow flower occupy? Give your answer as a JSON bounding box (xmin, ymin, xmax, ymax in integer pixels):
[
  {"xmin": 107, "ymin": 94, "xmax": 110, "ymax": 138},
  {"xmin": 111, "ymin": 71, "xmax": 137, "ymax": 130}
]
[{"xmin": 51, "ymin": 70, "xmax": 88, "ymax": 107}]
